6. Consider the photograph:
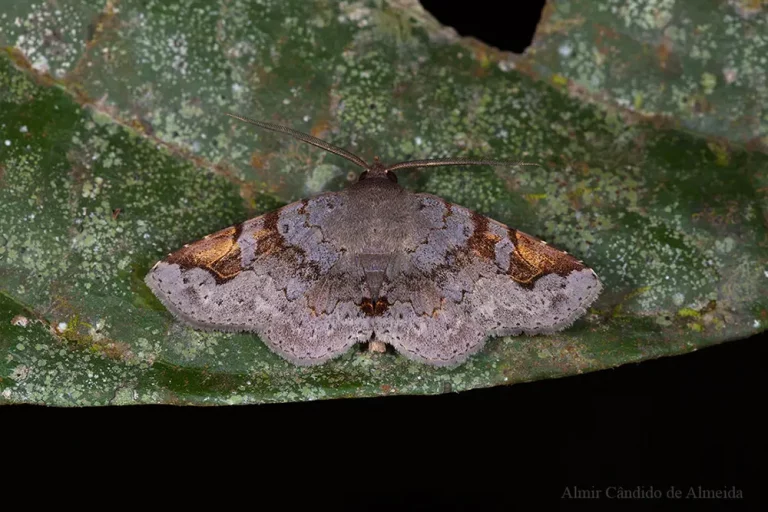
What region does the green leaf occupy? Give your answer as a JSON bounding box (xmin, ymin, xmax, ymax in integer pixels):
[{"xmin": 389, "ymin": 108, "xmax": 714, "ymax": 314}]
[
  {"xmin": 526, "ymin": 0, "xmax": 768, "ymax": 144},
  {"xmin": 1, "ymin": 0, "xmax": 766, "ymax": 405}
]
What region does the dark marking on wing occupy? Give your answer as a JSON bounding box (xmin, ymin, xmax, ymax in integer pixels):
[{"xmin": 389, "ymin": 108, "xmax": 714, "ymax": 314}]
[
  {"xmin": 252, "ymin": 211, "xmax": 284, "ymax": 257},
  {"xmin": 467, "ymin": 211, "xmax": 501, "ymax": 262},
  {"xmin": 361, "ymin": 297, "xmax": 389, "ymax": 316},
  {"xmin": 513, "ymin": 230, "xmax": 584, "ymax": 274},
  {"xmin": 251, "ymin": 208, "xmax": 322, "ymax": 283},
  {"xmin": 505, "ymin": 228, "xmax": 586, "ymax": 288},
  {"xmin": 166, "ymin": 223, "xmax": 243, "ymax": 284}
]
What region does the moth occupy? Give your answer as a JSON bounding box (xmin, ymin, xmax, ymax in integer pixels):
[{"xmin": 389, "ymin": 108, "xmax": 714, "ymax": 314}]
[{"xmin": 145, "ymin": 114, "xmax": 602, "ymax": 366}]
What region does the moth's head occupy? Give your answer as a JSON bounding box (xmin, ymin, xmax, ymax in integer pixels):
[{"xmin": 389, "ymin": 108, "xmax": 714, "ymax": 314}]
[{"xmin": 359, "ymin": 156, "xmax": 398, "ymax": 183}]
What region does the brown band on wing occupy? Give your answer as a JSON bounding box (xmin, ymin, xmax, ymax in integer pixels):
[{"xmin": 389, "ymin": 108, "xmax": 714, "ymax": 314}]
[
  {"xmin": 467, "ymin": 212, "xmax": 500, "ymax": 262},
  {"xmin": 166, "ymin": 224, "xmax": 244, "ymax": 284},
  {"xmin": 507, "ymin": 228, "xmax": 585, "ymax": 287},
  {"xmin": 253, "ymin": 208, "xmax": 322, "ymax": 284},
  {"xmin": 360, "ymin": 297, "xmax": 389, "ymax": 317},
  {"xmin": 252, "ymin": 210, "xmax": 285, "ymax": 257}
]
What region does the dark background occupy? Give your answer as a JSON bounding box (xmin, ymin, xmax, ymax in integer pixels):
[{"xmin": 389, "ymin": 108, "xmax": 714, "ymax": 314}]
[{"xmin": 6, "ymin": 1, "xmax": 765, "ymax": 509}]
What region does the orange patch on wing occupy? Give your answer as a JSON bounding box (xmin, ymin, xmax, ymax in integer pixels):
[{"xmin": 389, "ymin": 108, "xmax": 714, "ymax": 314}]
[
  {"xmin": 167, "ymin": 225, "xmax": 242, "ymax": 282},
  {"xmin": 467, "ymin": 212, "xmax": 498, "ymax": 261},
  {"xmin": 507, "ymin": 249, "xmax": 541, "ymax": 285},
  {"xmin": 508, "ymin": 230, "xmax": 585, "ymax": 286}
]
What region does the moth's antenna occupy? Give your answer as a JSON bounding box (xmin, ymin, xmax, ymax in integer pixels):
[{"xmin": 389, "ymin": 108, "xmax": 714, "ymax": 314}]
[
  {"xmin": 384, "ymin": 158, "xmax": 539, "ymax": 173},
  {"xmin": 225, "ymin": 113, "xmax": 369, "ymax": 170}
]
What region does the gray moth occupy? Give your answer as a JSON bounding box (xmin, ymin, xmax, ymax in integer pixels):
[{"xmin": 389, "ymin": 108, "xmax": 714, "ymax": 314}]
[{"xmin": 145, "ymin": 114, "xmax": 602, "ymax": 367}]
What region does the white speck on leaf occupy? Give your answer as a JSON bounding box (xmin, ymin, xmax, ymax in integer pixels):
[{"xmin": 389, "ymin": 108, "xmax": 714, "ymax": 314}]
[
  {"xmin": 31, "ymin": 54, "xmax": 50, "ymax": 73},
  {"xmin": 11, "ymin": 315, "xmax": 29, "ymax": 328}
]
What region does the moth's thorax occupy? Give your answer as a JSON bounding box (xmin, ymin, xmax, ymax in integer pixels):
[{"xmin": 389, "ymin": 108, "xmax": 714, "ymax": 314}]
[
  {"xmin": 348, "ymin": 174, "xmax": 402, "ymax": 200},
  {"xmin": 329, "ymin": 177, "xmax": 425, "ymax": 253}
]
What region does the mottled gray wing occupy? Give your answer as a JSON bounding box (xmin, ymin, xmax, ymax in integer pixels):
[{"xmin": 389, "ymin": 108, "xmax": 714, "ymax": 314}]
[
  {"xmin": 145, "ymin": 192, "xmax": 373, "ymax": 366},
  {"xmin": 374, "ymin": 194, "xmax": 602, "ymax": 366}
]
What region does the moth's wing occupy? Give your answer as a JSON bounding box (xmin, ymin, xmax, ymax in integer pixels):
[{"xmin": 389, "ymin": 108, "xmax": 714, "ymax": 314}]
[
  {"xmin": 375, "ymin": 194, "xmax": 602, "ymax": 366},
  {"xmin": 145, "ymin": 192, "xmax": 373, "ymax": 366}
]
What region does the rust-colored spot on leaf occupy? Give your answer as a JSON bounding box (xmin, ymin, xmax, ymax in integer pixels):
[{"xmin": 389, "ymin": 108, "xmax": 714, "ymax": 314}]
[
  {"xmin": 310, "ymin": 119, "xmax": 332, "ymax": 139},
  {"xmin": 250, "ymin": 152, "xmax": 269, "ymax": 169}
]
